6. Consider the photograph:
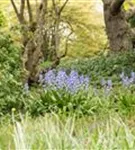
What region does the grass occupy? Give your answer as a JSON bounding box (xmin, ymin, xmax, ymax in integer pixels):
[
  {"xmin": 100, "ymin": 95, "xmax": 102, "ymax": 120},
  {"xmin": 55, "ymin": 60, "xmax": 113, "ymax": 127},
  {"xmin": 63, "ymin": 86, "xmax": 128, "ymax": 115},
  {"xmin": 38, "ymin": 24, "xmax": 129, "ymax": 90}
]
[
  {"xmin": 0, "ymin": 113, "xmax": 135, "ymax": 150},
  {"xmin": 0, "ymin": 1, "xmax": 135, "ymax": 149}
]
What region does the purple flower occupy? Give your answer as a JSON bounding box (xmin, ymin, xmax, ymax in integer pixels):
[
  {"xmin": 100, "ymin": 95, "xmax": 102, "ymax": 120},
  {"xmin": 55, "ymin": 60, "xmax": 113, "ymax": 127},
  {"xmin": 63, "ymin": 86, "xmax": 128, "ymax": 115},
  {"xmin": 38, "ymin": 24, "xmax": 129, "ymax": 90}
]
[
  {"xmin": 129, "ymin": 77, "xmax": 134, "ymax": 84},
  {"xmin": 44, "ymin": 70, "xmax": 56, "ymax": 86},
  {"xmin": 56, "ymin": 70, "xmax": 68, "ymax": 89},
  {"xmin": 107, "ymin": 80, "xmax": 112, "ymax": 89},
  {"xmin": 122, "ymin": 76, "xmax": 130, "ymax": 86},
  {"xmin": 42, "ymin": 69, "xmax": 90, "ymax": 94},
  {"xmin": 70, "ymin": 70, "xmax": 78, "ymax": 77},
  {"xmin": 120, "ymin": 71, "xmax": 135, "ymax": 86}
]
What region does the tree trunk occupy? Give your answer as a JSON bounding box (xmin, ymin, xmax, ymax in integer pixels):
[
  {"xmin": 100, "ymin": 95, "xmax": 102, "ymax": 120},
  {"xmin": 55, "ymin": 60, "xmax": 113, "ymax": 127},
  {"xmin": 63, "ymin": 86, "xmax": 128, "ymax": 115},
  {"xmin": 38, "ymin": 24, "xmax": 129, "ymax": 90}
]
[
  {"xmin": 11, "ymin": 0, "xmax": 70, "ymax": 85},
  {"xmin": 102, "ymin": 0, "xmax": 133, "ymax": 51}
]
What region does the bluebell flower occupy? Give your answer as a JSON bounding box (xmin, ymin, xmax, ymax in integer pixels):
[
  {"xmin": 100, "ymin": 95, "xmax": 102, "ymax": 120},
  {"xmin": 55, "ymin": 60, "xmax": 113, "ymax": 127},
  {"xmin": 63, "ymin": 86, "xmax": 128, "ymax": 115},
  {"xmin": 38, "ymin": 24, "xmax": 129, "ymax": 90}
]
[
  {"xmin": 79, "ymin": 75, "xmax": 85, "ymax": 84},
  {"xmin": 66, "ymin": 76, "xmax": 79, "ymax": 93},
  {"xmin": 42, "ymin": 69, "xmax": 90, "ymax": 94},
  {"xmin": 120, "ymin": 71, "xmax": 135, "ymax": 86},
  {"xmin": 129, "ymin": 77, "xmax": 134, "ymax": 84},
  {"xmin": 122, "ymin": 76, "xmax": 130, "ymax": 86},
  {"xmin": 56, "ymin": 70, "xmax": 68, "ymax": 89},
  {"xmin": 69, "ymin": 70, "xmax": 79, "ymax": 79},
  {"xmin": 44, "ymin": 70, "xmax": 56, "ymax": 86},
  {"xmin": 107, "ymin": 79, "xmax": 112, "ymax": 89}
]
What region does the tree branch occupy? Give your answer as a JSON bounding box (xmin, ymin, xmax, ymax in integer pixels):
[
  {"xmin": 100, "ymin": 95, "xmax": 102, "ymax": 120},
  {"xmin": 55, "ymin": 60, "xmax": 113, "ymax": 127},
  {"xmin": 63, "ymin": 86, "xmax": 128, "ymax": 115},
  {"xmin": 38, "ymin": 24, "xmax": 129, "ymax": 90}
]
[
  {"xmin": 10, "ymin": 0, "xmax": 26, "ymax": 24},
  {"xmin": 52, "ymin": 0, "xmax": 58, "ymax": 14},
  {"xmin": 59, "ymin": 0, "xmax": 69, "ymax": 15},
  {"xmin": 59, "ymin": 19, "xmax": 74, "ymax": 58},
  {"xmin": 59, "ymin": 31, "xmax": 73, "ymax": 58},
  {"xmin": 10, "ymin": 0, "xmax": 20, "ymax": 21},
  {"xmin": 20, "ymin": 0, "xmax": 25, "ymax": 20},
  {"xmin": 52, "ymin": 0, "xmax": 69, "ymax": 16},
  {"xmin": 110, "ymin": 0, "xmax": 125, "ymax": 15},
  {"xmin": 26, "ymin": 0, "xmax": 33, "ymax": 22},
  {"xmin": 36, "ymin": 0, "xmax": 47, "ymax": 22}
]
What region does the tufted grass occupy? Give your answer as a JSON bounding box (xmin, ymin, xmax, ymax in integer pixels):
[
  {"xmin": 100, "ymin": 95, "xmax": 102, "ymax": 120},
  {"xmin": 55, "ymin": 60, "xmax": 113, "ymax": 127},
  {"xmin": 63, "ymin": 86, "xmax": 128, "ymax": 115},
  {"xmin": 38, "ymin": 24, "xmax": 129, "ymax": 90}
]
[{"xmin": 0, "ymin": 113, "xmax": 135, "ymax": 150}]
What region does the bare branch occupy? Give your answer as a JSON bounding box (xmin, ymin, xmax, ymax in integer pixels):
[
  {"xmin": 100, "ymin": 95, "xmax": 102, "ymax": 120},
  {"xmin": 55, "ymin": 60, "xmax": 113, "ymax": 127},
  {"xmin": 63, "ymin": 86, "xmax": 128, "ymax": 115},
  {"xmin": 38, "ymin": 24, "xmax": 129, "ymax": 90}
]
[
  {"xmin": 52, "ymin": 0, "xmax": 69, "ymax": 16},
  {"xmin": 59, "ymin": 0, "xmax": 69, "ymax": 15},
  {"xmin": 26, "ymin": 0, "xmax": 33, "ymax": 22},
  {"xmin": 110, "ymin": 0, "xmax": 125, "ymax": 15},
  {"xmin": 20, "ymin": 0, "xmax": 25, "ymax": 20},
  {"xmin": 10, "ymin": 0, "xmax": 26, "ymax": 24},
  {"xmin": 10, "ymin": 0, "xmax": 20, "ymax": 21},
  {"xmin": 36, "ymin": 0, "xmax": 48, "ymax": 22},
  {"xmin": 59, "ymin": 20, "xmax": 74, "ymax": 58},
  {"xmin": 20, "ymin": 0, "xmax": 25, "ymax": 15},
  {"xmin": 52, "ymin": 0, "xmax": 58, "ymax": 14},
  {"xmin": 61, "ymin": 18, "xmax": 74, "ymax": 33},
  {"xmin": 59, "ymin": 30, "xmax": 73, "ymax": 58}
]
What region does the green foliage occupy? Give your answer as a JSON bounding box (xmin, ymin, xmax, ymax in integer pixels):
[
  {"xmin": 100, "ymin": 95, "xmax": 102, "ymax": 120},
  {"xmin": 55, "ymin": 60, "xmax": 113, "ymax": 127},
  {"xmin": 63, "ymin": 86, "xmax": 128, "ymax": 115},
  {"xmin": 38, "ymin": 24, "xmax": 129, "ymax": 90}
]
[
  {"xmin": 40, "ymin": 61, "xmax": 53, "ymax": 70},
  {"xmin": 1, "ymin": 47, "xmax": 135, "ymax": 117},
  {"xmin": 59, "ymin": 51, "xmax": 135, "ymax": 83},
  {"xmin": 128, "ymin": 16, "xmax": 135, "ymax": 27},
  {"xmin": 23, "ymin": 85, "xmax": 135, "ymax": 117},
  {"xmin": 124, "ymin": 0, "xmax": 135, "ymax": 11},
  {"xmin": 0, "ymin": 31, "xmax": 24, "ymax": 116},
  {"xmin": 112, "ymin": 86, "xmax": 135, "ymax": 116},
  {"xmin": 0, "ymin": 11, "xmax": 5, "ymax": 27},
  {"xmin": 25, "ymin": 89, "xmax": 99, "ymax": 116},
  {"xmin": 1, "ymin": 114, "xmax": 135, "ymax": 150},
  {"xmin": 61, "ymin": 1, "xmax": 107, "ymax": 57}
]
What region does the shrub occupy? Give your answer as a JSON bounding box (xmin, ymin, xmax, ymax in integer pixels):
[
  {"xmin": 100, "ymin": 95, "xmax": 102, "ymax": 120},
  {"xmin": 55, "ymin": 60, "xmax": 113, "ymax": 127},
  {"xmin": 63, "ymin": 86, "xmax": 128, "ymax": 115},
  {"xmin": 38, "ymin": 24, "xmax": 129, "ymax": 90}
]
[
  {"xmin": 0, "ymin": 31, "xmax": 23, "ymax": 116},
  {"xmin": 24, "ymin": 72, "xmax": 135, "ymax": 117},
  {"xmin": 58, "ymin": 51, "xmax": 135, "ymax": 84},
  {"xmin": 0, "ymin": 11, "xmax": 6, "ymax": 27}
]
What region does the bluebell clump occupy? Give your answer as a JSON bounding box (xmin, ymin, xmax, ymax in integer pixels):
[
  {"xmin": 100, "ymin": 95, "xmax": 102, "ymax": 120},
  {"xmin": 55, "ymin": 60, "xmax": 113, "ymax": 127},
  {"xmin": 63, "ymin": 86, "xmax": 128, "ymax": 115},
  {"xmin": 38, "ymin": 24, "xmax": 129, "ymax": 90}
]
[
  {"xmin": 120, "ymin": 71, "xmax": 135, "ymax": 86},
  {"xmin": 41, "ymin": 70, "xmax": 90, "ymax": 94}
]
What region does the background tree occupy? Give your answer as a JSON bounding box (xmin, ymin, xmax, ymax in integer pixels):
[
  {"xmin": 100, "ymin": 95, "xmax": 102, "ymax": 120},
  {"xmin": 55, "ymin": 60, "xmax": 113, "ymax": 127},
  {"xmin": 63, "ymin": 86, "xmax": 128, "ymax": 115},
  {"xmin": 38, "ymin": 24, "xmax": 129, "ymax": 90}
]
[
  {"xmin": 102, "ymin": 0, "xmax": 135, "ymax": 51},
  {"xmin": 59, "ymin": 0, "xmax": 107, "ymax": 57}
]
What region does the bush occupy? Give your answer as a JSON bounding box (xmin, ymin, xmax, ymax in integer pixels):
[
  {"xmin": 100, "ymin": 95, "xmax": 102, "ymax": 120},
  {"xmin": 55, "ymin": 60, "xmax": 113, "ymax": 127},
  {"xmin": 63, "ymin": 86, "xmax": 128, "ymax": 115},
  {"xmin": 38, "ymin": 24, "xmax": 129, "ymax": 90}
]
[
  {"xmin": 0, "ymin": 11, "xmax": 6, "ymax": 27},
  {"xmin": 0, "ymin": 31, "xmax": 24, "ymax": 116},
  {"xmin": 1, "ymin": 35, "xmax": 135, "ymax": 118},
  {"xmin": 24, "ymin": 51, "xmax": 135, "ymax": 117},
  {"xmin": 25, "ymin": 88, "xmax": 102, "ymax": 117},
  {"xmin": 24, "ymin": 85, "xmax": 135, "ymax": 117},
  {"xmin": 58, "ymin": 51, "xmax": 135, "ymax": 84}
]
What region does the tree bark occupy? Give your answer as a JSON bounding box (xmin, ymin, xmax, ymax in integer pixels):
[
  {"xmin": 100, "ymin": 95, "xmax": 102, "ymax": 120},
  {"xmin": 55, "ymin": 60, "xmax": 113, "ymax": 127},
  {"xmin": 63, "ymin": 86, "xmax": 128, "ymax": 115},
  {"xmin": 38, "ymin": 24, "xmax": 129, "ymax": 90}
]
[
  {"xmin": 102, "ymin": 0, "xmax": 133, "ymax": 51},
  {"xmin": 11, "ymin": 0, "xmax": 70, "ymax": 85}
]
